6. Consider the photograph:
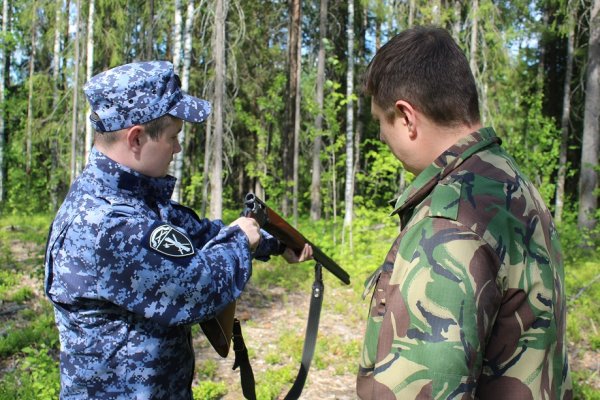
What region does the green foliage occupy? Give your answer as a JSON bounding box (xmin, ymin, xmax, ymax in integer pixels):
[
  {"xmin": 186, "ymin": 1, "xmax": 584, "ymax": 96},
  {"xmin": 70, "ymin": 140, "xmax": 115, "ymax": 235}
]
[
  {"xmin": 196, "ymin": 359, "xmax": 219, "ymax": 380},
  {"xmin": 192, "ymin": 381, "xmax": 228, "ymax": 399},
  {"xmin": 354, "ymin": 138, "xmax": 411, "ymax": 209},
  {"xmin": 255, "ymin": 365, "xmax": 295, "ymax": 400},
  {"xmin": 572, "ymin": 370, "xmax": 600, "ymax": 400},
  {"xmin": 503, "ymin": 93, "xmax": 561, "ymax": 206},
  {"xmin": 0, "ymin": 344, "xmax": 60, "ymax": 400},
  {"xmin": 0, "ymin": 308, "xmax": 58, "ymax": 358}
]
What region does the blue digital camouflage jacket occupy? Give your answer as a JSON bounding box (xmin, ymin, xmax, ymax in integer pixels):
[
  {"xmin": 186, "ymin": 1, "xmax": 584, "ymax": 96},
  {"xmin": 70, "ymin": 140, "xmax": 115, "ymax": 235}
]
[{"xmin": 44, "ymin": 148, "xmax": 279, "ymax": 399}]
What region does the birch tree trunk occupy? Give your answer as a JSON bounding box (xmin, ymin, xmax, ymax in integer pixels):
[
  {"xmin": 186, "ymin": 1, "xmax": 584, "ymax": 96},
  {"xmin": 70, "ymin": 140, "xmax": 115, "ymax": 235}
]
[
  {"xmin": 342, "ymin": 0, "xmax": 355, "ymax": 248},
  {"xmin": 432, "ymin": 0, "xmax": 441, "ymax": 24},
  {"xmin": 555, "ymin": 0, "xmax": 575, "ymax": 224},
  {"xmin": 25, "ymin": 2, "xmax": 37, "ymax": 174},
  {"xmin": 70, "ymin": 0, "xmax": 81, "ymax": 184},
  {"xmin": 172, "ymin": 0, "xmax": 194, "ymax": 203},
  {"xmin": 469, "ymin": 0, "xmax": 479, "ymax": 83},
  {"xmin": 84, "ymin": 0, "xmax": 94, "ymax": 163},
  {"xmin": 172, "ymin": 0, "xmax": 182, "ymax": 79},
  {"xmin": 169, "ymin": 0, "xmax": 182, "ymax": 183},
  {"xmin": 210, "ymin": 0, "xmax": 226, "ymax": 219},
  {"xmin": 452, "ymin": 1, "xmax": 461, "ymax": 42},
  {"xmin": 578, "ymin": 0, "xmax": 600, "ymax": 230},
  {"xmin": 0, "ymin": 0, "xmax": 8, "ymax": 202},
  {"xmin": 310, "ymin": 0, "xmax": 328, "ymax": 221}
]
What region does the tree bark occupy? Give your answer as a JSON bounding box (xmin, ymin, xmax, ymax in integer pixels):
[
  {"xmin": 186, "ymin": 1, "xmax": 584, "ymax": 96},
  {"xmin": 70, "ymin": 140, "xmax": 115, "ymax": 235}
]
[
  {"xmin": 555, "ymin": 0, "xmax": 575, "ymax": 224},
  {"xmin": 578, "ymin": 0, "xmax": 599, "ymax": 230},
  {"xmin": 310, "ymin": 0, "xmax": 328, "ymax": 221},
  {"xmin": 343, "ymin": 0, "xmax": 355, "ymax": 248},
  {"xmin": 50, "ymin": 0, "xmax": 63, "ymax": 210},
  {"xmin": 210, "ymin": 0, "xmax": 227, "ymax": 219},
  {"xmin": 84, "ymin": 0, "xmax": 95, "ymax": 163},
  {"xmin": 70, "ymin": 0, "xmax": 81, "ymax": 184},
  {"xmin": 172, "ymin": 0, "xmax": 194, "ymax": 203},
  {"xmin": 282, "ymin": 0, "xmax": 301, "ymax": 216},
  {"xmin": 146, "ymin": 0, "xmax": 154, "ymax": 58},
  {"xmin": 172, "ymin": 0, "xmax": 182, "ymax": 74},
  {"xmin": 0, "ymin": 0, "xmax": 8, "ymax": 202},
  {"xmin": 292, "ymin": 4, "xmax": 302, "ymax": 226},
  {"xmin": 25, "ymin": 1, "xmax": 37, "ymax": 174}
]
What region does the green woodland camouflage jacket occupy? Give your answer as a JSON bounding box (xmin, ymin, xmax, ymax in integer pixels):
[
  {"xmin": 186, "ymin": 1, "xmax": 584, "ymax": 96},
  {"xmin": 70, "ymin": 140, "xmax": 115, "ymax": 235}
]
[{"xmin": 357, "ymin": 128, "xmax": 572, "ymax": 400}]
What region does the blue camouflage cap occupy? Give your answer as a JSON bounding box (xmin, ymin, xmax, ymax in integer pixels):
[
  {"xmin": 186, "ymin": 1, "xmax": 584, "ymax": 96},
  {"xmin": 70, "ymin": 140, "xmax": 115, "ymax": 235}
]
[{"xmin": 83, "ymin": 61, "xmax": 211, "ymax": 132}]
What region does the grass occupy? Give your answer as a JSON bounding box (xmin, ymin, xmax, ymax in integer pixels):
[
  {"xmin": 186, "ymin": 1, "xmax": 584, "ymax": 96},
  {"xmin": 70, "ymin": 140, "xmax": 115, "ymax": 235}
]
[{"xmin": 0, "ymin": 211, "xmax": 598, "ymax": 399}]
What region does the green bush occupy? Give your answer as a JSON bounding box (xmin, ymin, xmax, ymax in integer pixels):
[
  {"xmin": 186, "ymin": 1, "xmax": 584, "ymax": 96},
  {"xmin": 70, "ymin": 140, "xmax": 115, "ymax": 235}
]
[
  {"xmin": 192, "ymin": 380, "xmax": 228, "ymax": 399},
  {"xmin": 0, "ymin": 344, "xmax": 60, "ymax": 399}
]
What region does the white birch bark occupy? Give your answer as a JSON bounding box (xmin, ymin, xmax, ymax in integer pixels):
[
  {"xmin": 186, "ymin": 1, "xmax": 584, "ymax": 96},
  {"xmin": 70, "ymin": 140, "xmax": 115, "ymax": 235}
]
[
  {"xmin": 343, "ymin": 0, "xmax": 354, "ymax": 248},
  {"xmin": 70, "ymin": 0, "xmax": 81, "ymax": 183},
  {"xmin": 84, "ymin": 0, "xmax": 94, "ymax": 163},
  {"xmin": 0, "ymin": 0, "xmax": 8, "ymax": 201},
  {"xmin": 172, "ymin": 0, "xmax": 194, "ymax": 202},
  {"xmin": 172, "ymin": 0, "xmax": 182, "ymax": 73}
]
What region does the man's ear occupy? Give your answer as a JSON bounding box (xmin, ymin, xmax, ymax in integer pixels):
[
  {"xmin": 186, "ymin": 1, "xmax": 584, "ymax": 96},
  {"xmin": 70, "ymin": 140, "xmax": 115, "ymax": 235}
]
[
  {"xmin": 125, "ymin": 125, "xmax": 145, "ymax": 154},
  {"xmin": 395, "ymin": 100, "xmax": 417, "ymax": 138}
]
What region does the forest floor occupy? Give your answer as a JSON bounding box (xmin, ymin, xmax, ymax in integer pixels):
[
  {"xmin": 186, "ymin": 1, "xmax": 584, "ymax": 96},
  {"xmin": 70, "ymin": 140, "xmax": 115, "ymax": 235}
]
[
  {"xmin": 1, "ymin": 229, "xmax": 599, "ymax": 399},
  {"xmin": 192, "ymin": 284, "xmax": 362, "ymax": 399}
]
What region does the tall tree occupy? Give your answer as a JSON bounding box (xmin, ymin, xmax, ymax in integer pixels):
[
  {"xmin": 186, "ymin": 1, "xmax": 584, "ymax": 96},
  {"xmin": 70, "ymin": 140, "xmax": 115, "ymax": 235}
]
[
  {"xmin": 555, "ymin": 0, "xmax": 576, "ymax": 224},
  {"xmin": 282, "ymin": 0, "xmax": 301, "ymax": 216},
  {"xmin": 343, "ymin": 0, "xmax": 355, "ymax": 248},
  {"xmin": 70, "ymin": 0, "xmax": 81, "ymax": 184},
  {"xmin": 291, "ymin": 2, "xmax": 302, "ymax": 225},
  {"xmin": 0, "ymin": 0, "xmax": 8, "ymax": 203},
  {"xmin": 172, "ymin": 0, "xmax": 194, "ymax": 203},
  {"xmin": 210, "ymin": 0, "xmax": 227, "ymax": 219},
  {"xmin": 310, "ymin": 0, "xmax": 328, "ymax": 221},
  {"xmin": 50, "ymin": 0, "xmax": 64, "ymax": 210},
  {"xmin": 578, "ymin": 0, "xmax": 599, "ymax": 230},
  {"xmin": 84, "ymin": 0, "xmax": 95, "ymax": 163},
  {"xmin": 25, "ymin": 2, "xmax": 37, "ymax": 174}
]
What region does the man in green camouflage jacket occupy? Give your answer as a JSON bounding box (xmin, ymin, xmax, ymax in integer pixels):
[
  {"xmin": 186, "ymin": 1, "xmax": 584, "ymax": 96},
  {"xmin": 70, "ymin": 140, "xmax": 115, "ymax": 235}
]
[{"xmin": 357, "ymin": 26, "xmax": 572, "ymax": 400}]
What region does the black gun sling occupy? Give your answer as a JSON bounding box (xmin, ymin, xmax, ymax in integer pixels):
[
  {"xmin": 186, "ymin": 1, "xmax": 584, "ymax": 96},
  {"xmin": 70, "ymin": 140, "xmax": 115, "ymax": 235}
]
[{"xmin": 232, "ymin": 263, "xmax": 325, "ymax": 400}]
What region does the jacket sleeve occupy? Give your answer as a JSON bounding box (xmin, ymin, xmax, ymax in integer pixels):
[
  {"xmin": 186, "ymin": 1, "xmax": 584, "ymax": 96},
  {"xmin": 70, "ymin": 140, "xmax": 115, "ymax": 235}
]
[{"xmin": 93, "ymin": 211, "xmax": 253, "ymax": 327}]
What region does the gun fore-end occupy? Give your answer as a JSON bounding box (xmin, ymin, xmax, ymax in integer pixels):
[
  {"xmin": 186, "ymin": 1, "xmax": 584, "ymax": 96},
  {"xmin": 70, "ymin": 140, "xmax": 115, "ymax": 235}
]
[{"xmin": 243, "ymin": 192, "xmax": 350, "ymax": 285}]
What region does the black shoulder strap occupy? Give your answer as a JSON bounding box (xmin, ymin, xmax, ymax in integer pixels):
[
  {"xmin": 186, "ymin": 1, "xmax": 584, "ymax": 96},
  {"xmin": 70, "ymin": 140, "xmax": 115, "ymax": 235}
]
[{"xmin": 232, "ymin": 263, "xmax": 325, "ymax": 400}]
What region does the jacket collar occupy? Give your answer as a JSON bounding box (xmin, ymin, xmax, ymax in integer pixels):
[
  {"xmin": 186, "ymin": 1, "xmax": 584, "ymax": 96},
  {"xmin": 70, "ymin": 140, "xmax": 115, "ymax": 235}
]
[
  {"xmin": 390, "ymin": 127, "xmax": 501, "ymax": 217},
  {"xmin": 86, "ymin": 147, "xmax": 177, "ymax": 202}
]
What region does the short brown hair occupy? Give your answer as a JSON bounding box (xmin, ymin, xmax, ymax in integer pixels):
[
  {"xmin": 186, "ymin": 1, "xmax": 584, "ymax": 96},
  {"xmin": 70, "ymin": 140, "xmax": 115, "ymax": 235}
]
[{"xmin": 364, "ymin": 26, "xmax": 480, "ymax": 126}]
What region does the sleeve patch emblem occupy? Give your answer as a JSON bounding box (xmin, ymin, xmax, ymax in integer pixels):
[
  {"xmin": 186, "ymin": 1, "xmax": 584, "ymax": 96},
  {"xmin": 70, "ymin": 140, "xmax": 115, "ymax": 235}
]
[{"xmin": 149, "ymin": 224, "xmax": 195, "ymax": 257}]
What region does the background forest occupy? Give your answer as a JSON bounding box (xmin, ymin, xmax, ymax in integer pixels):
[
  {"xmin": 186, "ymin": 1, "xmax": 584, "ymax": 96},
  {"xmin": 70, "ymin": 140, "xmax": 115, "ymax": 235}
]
[{"xmin": 0, "ymin": 0, "xmax": 599, "ymax": 399}]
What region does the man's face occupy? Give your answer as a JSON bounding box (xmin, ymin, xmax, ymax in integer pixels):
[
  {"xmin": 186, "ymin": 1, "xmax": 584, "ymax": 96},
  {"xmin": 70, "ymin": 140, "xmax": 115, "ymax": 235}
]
[{"xmin": 138, "ymin": 118, "xmax": 184, "ymax": 178}]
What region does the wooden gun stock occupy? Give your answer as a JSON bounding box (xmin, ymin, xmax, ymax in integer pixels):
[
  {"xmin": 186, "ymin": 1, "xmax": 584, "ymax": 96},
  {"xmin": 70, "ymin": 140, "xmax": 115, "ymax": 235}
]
[{"xmin": 243, "ymin": 193, "xmax": 350, "ymax": 285}]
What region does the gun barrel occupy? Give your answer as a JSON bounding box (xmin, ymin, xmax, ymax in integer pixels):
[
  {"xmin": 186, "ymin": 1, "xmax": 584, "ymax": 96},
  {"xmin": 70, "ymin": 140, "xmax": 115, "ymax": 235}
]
[{"xmin": 244, "ymin": 193, "xmax": 350, "ymax": 285}]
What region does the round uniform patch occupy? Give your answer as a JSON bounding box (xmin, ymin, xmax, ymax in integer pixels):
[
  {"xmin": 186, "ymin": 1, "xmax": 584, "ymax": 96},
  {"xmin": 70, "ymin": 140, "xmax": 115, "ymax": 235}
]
[{"xmin": 149, "ymin": 224, "xmax": 195, "ymax": 257}]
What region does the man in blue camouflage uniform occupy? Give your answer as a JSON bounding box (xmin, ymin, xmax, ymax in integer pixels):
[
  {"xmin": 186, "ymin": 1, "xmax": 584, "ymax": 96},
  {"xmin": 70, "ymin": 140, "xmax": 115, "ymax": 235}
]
[
  {"xmin": 44, "ymin": 61, "xmax": 311, "ymax": 399},
  {"xmin": 357, "ymin": 27, "xmax": 572, "ymax": 399}
]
